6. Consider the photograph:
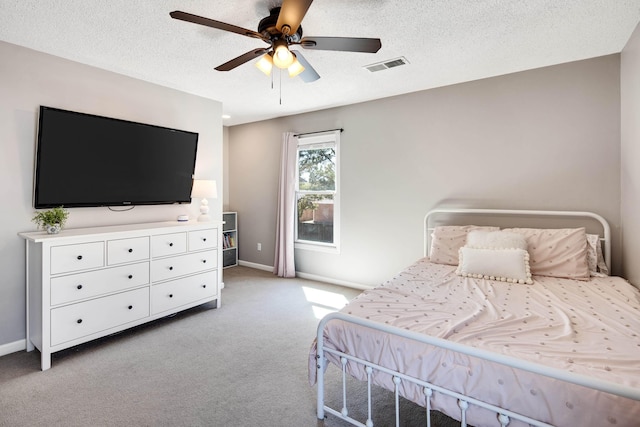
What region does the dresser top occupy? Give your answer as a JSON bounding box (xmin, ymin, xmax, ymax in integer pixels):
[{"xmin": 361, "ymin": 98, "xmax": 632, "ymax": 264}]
[{"xmin": 19, "ymin": 220, "xmax": 222, "ymax": 243}]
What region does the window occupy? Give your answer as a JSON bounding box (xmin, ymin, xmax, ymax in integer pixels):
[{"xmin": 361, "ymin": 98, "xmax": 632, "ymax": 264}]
[{"xmin": 295, "ymin": 131, "xmax": 340, "ymax": 251}]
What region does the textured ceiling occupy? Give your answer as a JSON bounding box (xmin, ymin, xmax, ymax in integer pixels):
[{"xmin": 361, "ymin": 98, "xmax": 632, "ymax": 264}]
[{"xmin": 1, "ymin": 0, "xmax": 639, "ymax": 126}]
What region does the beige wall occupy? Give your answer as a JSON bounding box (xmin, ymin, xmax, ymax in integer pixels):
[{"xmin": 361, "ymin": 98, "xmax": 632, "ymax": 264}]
[
  {"xmin": 0, "ymin": 41, "xmax": 223, "ymax": 349},
  {"xmin": 621, "ymin": 23, "xmax": 640, "ymax": 285},
  {"xmin": 228, "ymin": 55, "xmax": 621, "ymax": 287}
]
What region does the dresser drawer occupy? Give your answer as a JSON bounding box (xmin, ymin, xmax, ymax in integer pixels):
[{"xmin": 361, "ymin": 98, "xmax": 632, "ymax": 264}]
[
  {"xmin": 107, "ymin": 237, "xmax": 149, "ymax": 265},
  {"xmin": 50, "ymin": 287, "xmax": 150, "ymax": 346},
  {"xmin": 50, "ymin": 242, "xmax": 104, "ymax": 275},
  {"xmin": 188, "ymin": 229, "xmax": 217, "ymax": 251},
  {"xmin": 150, "ymin": 250, "xmax": 217, "ymax": 282},
  {"xmin": 50, "ymin": 262, "xmax": 150, "ymax": 306},
  {"xmin": 151, "ymin": 271, "xmax": 217, "ymax": 314},
  {"xmin": 151, "ymin": 232, "xmax": 187, "ymax": 258}
]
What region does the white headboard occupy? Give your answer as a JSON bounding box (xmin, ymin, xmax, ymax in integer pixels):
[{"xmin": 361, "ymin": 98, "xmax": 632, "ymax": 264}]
[{"xmin": 424, "ymin": 208, "xmax": 611, "ymax": 271}]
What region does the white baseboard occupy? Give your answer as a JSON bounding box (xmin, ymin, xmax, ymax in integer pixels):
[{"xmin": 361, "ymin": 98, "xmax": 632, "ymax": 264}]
[
  {"xmin": 0, "ymin": 339, "xmax": 26, "ymax": 357},
  {"xmin": 238, "ymin": 260, "xmax": 273, "ymax": 272},
  {"xmin": 237, "ymin": 260, "xmax": 371, "ymax": 290},
  {"xmin": 295, "ymin": 272, "xmax": 372, "ymax": 290}
]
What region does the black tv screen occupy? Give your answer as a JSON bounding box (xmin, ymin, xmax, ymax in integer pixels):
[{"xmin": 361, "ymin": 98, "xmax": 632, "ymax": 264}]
[{"xmin": 34, "ymin": 106, "xmax": 199, "ymax": 208}]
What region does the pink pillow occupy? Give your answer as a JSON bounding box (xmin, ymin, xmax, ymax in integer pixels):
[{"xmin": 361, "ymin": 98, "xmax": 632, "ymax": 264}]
[
  {"xmin": 586, "ymin": 233, "xmax": 609, "ymax": 276},
  {"xmin": 503, "ymin": 227, "xmax": 590, "ymax": 280},
  {"xmin": 429, "ymin": 225, "xmax": 499, "ymax": 265}
]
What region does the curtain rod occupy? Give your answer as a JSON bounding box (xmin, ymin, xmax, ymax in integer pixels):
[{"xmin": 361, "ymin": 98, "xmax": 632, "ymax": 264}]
[{"xmin": 294, "ymin": 128, "xmax": 344, "ymax": 137}]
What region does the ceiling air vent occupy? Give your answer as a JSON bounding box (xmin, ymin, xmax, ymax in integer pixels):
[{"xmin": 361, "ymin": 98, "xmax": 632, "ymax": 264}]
[{"xmin": 364, "ymin": 57, "xmax": 409, "ymax": 72}]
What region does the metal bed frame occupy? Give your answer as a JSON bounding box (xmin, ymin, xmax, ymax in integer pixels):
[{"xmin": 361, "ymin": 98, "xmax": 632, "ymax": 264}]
[{"xmin": 315, "ymin": 208, "xmax": 637, "ymax": 427}]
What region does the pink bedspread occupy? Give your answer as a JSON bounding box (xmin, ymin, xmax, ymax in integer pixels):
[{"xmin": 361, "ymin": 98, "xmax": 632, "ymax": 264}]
[{"xmin": 311, "ymin": 258, "xmax": 640, "ymax": 427}]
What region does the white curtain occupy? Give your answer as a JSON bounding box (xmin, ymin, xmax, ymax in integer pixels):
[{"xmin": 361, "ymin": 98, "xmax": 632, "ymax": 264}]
[{"xmin": 273, "ymin": 132, "xmax": 298, "ymax": 277}]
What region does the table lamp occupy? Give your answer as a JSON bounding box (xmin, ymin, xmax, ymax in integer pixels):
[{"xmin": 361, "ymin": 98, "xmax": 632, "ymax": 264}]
[{"xmin": 191, "ymin": 179, "xmax": 217, "ymax": 222}]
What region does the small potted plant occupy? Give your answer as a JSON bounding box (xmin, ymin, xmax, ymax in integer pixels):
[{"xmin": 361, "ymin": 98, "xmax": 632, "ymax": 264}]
[{"xmin": 32, "ymin": 206, "xmax": 69, "ymax": 234}]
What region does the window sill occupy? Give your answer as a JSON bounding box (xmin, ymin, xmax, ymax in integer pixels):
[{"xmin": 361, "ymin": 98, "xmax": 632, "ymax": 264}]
[{"xmin": 295, "ymin": 241, "xmax": 340, "ymax": 254}]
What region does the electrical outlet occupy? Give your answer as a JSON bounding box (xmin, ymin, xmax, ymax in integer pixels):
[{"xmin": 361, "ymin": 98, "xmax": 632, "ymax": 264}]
[{"xmin": 257, "ymin": 243, "xmax": 262, "ymax": 251}]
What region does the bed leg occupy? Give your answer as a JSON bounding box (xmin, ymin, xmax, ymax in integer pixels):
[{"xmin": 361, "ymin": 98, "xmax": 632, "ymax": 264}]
[
  {"xmin": 341, "ymin": 357, "xmax": 349, "ymax": 417},
  {"xmin": 498, "ymin": 413, "xmax": 510, "ymax": 426},
  {"xmin": 458, "ymin": 400, "xmax": 469, "ymax": 427},
  {"xmin": 393, "ymin": 376, "xmax": 402, "ymax": 427},
  {"xmin": 366, "ymin": 366, "xmax": 373, "ymax": 427},
  {"xmin": 317, "ymin": 354, "xmax": 326, "ymax": 420},
  {"xmin": 424, "ymin": 387, "xmax": 433, "ymax": 427}
]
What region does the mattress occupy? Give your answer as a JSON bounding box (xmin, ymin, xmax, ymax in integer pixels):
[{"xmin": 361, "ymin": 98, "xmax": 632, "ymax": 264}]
[{"xmin": 311, "ymin": 258, "xmax": 640, "ymax": 426}]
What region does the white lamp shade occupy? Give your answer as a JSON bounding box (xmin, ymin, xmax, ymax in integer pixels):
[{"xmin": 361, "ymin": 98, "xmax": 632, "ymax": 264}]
[
  {"xmin": 288, "ymin": 55, "xmax": 305, "ymax": 77},
  {"xmin": 192, "ymin": 180, "xmax": 218, "ymax": 199},
  {"xmin": 273, "ymin": 40, "xmax": 294, "ymax": 69},
  {"xmin": 256, "ymin": 53, "xmax": 273, "ymax": 76}
]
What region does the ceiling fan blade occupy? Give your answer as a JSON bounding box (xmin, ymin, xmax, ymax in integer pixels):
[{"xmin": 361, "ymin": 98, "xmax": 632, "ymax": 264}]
[
  {"xmin": 215, "ymin": 48, "xmax": 270, "ymax": 71},
  {"xmin": 291, "ymin": 51, "xmax": 320, "ymax": 83},
  {"xmin": 300, "ymin": 36, "xmax": 381, "ymax": 53},
  {"xmin": 170, "ymin": 11, "xmax": 267, "ymax": 42},
  {"xmin": 276, "ymin": 0, "xmax": 314, "ymax": 35}
]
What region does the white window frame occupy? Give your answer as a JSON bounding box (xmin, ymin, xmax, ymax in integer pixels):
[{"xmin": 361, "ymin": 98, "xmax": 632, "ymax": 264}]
[{"xmin": 294, "ymin": 131, "xmax": 340, "ymax": 254}]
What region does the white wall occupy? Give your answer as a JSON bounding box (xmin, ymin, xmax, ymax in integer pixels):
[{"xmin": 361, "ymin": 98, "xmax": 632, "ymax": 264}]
[
  {"xmin": 621, "ymin": 22, "xmax": 640, "ymax": 285},
  {"xmin": 228, "ymin": 55, "xmax": 621, "ymax": 287},
  {"xmin": 0, "ymin": 41, "xmax": 223, "ymax": 349},
  {"xmin": 223, "ymin": 126, "xmax": 230, "ymax": 212}
]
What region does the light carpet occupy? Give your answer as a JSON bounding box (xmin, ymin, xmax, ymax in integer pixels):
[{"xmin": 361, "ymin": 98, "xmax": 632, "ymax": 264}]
[{"xmin": 0, "ymin": 266, "xmax": 463, "ymax": 427}]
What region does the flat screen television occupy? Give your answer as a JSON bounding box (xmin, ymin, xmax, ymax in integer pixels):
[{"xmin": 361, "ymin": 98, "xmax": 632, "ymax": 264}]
[{"xmin": 34, "ymin": 106, "xmax": 199, "ymax": 209}]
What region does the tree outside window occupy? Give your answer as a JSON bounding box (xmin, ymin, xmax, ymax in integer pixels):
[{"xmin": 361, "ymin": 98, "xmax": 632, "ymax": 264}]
[{"xmin": 296, "ymin": 135, "xmax": 339, "ymax": 247}]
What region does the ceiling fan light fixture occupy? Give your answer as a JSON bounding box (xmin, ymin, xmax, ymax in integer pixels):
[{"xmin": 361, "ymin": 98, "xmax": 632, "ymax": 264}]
[
  {"xmin": 273, "ymin": 40, "xmax": 294, "ymax": 69},
  {"xmin": 171, "ymin": 6, "xmax": 382, "ymax": 82},
  {"xmin": 255, "ymin": 52, "xmax": 273, "ymax": 76},
  {"xmin": 288, "ymin": 54, "xmax": 305, "ymax": 77}
]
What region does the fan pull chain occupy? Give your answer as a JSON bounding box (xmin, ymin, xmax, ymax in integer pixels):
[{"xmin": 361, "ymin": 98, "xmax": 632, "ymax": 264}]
[{"xmin": 279, "ymin": 68, "xmax": 282, "ymax": 105}]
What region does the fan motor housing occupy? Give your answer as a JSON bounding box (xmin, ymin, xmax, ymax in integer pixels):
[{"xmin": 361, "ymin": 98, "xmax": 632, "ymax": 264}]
[{"xmin": 258, "ymin": 7, "xmax": 302, "ymax": 42}]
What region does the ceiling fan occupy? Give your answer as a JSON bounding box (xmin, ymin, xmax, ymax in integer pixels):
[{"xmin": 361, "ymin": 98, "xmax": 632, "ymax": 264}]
[{"xmin": 170, "ymin": 0, "xmax": 382, "ymax": 83}]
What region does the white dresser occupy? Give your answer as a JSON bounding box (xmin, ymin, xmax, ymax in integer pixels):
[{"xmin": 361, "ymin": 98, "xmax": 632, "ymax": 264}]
[{"xmin": 19, "ymin": 221, "xmax": 222, "ymax": 370}]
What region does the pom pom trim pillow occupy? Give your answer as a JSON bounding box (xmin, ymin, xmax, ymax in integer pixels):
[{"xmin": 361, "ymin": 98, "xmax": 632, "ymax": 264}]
[
  {"xmin": 457, "ymin": 247, "xmax": 533, "ymax": 284},
  {"xmin": 429, "ymin": 225, "xmax": 499, "ymax": 266},
  {"xmin": 504, "ymin": 227, "xmax": 590, "ymax": 280},
  {"xmin": 456, "ymin": 230, "xmax": 533, "ymax": 284}
]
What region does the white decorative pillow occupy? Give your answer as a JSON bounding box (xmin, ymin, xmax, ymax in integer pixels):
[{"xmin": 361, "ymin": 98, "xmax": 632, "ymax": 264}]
[
  {"xmin": 456, "ymin": 230, "xmax": 533, "ymax": 284},
  {"xmin": 457, "ymin": 247, "xmax": 533, "ymax": 284},
  {"xmin": 429, "ymin": 225, "xmax": 500, "ymax": 266}
]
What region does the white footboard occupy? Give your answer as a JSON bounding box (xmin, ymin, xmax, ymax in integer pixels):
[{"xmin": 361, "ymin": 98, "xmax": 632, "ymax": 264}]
[{"xmin": 316, "ymin": 312, "xmax": 640, "ymax": 427}]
